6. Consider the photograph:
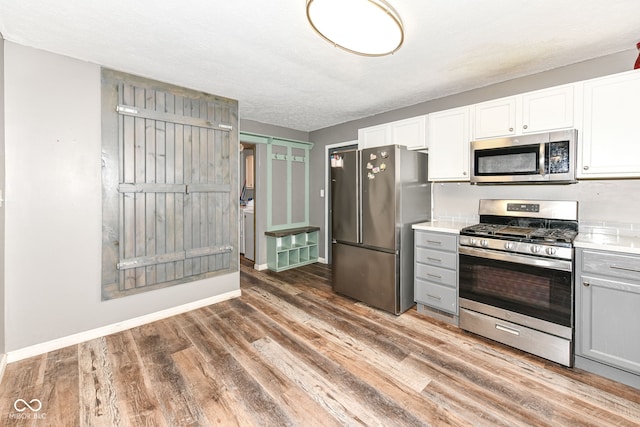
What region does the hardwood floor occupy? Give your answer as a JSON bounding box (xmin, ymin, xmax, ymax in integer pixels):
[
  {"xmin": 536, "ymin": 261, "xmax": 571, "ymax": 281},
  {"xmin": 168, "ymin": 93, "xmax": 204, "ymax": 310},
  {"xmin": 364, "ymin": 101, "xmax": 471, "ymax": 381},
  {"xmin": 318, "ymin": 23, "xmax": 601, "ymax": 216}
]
[{"xmin": 1, "ymin": 258, "xmax": 639, "ymax": 426}]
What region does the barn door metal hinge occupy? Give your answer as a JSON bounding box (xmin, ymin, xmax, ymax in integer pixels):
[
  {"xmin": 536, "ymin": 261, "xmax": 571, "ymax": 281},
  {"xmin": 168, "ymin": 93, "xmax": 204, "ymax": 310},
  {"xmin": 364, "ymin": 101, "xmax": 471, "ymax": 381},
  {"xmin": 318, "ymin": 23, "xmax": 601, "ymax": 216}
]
[{"xmin": 208, "ymin": 122, "xmax": 233, "ymax": 131}]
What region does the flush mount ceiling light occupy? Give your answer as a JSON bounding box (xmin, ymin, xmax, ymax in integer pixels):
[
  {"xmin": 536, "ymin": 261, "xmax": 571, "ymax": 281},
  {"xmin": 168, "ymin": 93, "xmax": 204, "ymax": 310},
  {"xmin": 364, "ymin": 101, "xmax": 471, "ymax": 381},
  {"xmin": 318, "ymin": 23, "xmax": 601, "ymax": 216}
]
[{"xmin": 306, "ymin": 0, "xmax": 404, "ymax": 56}]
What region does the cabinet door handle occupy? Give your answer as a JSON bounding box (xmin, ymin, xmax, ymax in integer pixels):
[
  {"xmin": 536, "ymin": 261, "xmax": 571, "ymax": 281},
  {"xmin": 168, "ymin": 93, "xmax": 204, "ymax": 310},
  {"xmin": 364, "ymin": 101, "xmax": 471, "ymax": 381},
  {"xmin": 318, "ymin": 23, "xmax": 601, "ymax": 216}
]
[
  {"xmin": 426, "ymin": 294, "xmax": 442, "ymax": 301},
  {"xmin": 583, "ymin": 281, "xmax": 590, "ymax": 287},
  {"xmin": 427, "ymin": 257, "xmax": 442, "ymax": 263},
  {"xmin": 508, "ymin": 127, "xmax": 514, "ymax": 132},
  {"xmin": 426, "ymin": 240, "xmax": 442, "ymax": 245},
  {"xmin": 427, "ymin": 273, "xmax": 442, "ymax": 279},
  {"xmin": 583, "ymin": 165, "xmax": 589, "ymax": 170},
  {"xmin": 611, "ymin": 265, "xmax": 640, "ymax": 274},
  {"xmin": 523, "ymin": 125, "xmax": 528, "ymax": 130}
]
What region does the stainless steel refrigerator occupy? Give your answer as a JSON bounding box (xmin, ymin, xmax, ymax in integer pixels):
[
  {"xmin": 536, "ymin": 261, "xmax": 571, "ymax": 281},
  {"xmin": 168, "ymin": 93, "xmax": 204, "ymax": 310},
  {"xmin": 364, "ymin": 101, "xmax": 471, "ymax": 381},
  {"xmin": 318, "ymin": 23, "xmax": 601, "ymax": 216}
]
[{"xmin": 330, "ymin": 144, "xmax": 431, "ymax": 314}]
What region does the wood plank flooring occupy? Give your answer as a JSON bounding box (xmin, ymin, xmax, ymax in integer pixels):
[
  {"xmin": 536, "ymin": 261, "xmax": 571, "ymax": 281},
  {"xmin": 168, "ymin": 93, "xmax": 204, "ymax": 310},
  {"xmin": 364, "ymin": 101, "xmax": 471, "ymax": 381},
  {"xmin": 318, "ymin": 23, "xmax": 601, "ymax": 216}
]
[{"xmin": 1, "ymin": 258, "xmax": 639, "ymax": 426}]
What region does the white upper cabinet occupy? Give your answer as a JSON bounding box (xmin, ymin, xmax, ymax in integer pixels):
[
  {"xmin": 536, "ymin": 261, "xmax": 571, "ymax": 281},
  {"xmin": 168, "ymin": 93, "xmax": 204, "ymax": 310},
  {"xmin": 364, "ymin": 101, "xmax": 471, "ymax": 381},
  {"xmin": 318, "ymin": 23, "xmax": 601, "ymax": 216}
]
[
  {"xmin": 391, "ymin": 116, "xmax": 427, "ymax": 150},
  {"xmin": 428, "ymin": 106, "xmax": 471, "ymax": 181},
  {"xmin": 358, "ymin": 123, "xmax": 390, "ymax": 149},
  {"xmin": 473, "ymin": 85, "xmax": 575, "ymax": 139},
  {"xmin": 522, "ymin": 85, "xmax": 575, "ymax": 133},
  {"xmin": 358, "ymin": 115, "xmax": 427, "ymax": 150},
  {"xmin": 473, "ymin": 96, "xmax": 517, "ymax": 139},
  {"xmin": 579, "ymin": 70, "xmax": 640, "ymax": 178}
]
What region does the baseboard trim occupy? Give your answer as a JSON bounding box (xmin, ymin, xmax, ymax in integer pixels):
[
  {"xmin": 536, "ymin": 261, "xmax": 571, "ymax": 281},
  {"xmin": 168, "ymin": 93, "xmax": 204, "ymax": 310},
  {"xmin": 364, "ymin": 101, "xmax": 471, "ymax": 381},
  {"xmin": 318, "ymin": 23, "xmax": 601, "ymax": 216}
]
[
  {"xmin": 0, "ymin": 353, "xmax": 7, "ymax": 384},
  {"xmin": 6, "ymin": 289, "xmax": 242, "ymax": 363},
  {"xmin": 255, "ymin": 258, "xmax": 327, "ymax": 271}
]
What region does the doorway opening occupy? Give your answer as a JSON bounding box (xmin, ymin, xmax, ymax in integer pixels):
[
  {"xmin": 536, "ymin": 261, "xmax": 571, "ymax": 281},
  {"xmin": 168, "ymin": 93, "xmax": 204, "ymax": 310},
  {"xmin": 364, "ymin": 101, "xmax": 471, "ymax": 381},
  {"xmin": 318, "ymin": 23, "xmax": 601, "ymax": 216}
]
[
  {"xmin": 240, "ymin": 143, "xmax": 256, "ymax": 263},
  {"xmin": 325, "ymin": 141, "xmax": 358, "ymax": 265}
]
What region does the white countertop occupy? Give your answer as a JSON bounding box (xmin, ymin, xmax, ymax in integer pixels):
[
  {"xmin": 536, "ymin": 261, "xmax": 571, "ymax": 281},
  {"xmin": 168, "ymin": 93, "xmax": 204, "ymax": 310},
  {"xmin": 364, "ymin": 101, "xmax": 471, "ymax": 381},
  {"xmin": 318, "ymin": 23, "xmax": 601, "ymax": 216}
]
[
  {"xmin": 574, "ymin": 221, "xmax": 640, "ymax": 255},
  {"xmin": 412, "ymin": 219, "xmax": 640, "ymax": 255},
  {"xmin": 412, "ymin": 219, "xmax": 474, "ymax": 234},
  {"xmin": 574, "ymin": 233, "xmax": 640, "ymax": 255}
]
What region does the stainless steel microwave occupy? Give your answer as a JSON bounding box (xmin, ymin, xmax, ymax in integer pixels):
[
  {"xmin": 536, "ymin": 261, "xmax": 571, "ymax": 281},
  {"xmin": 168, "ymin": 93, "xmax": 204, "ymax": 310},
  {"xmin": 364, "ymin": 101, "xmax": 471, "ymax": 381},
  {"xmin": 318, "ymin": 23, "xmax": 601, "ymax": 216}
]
[{"xmin": 470, "ymin": 130, "xmax": 577, "ymax": 184}]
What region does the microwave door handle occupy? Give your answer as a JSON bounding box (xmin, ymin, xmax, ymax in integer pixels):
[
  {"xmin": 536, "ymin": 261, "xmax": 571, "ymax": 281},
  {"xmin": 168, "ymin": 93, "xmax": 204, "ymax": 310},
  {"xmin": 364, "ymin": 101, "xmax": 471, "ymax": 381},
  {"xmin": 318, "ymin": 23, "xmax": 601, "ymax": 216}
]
[{"xmin": 539, "ymin": 144, "xmax": 546, "ymax": 175}]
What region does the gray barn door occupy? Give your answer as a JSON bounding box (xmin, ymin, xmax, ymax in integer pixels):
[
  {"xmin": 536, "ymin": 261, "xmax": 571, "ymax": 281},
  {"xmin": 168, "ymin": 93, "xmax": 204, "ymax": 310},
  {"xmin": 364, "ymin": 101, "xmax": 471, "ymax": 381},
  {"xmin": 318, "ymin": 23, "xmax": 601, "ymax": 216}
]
[{"xmin": 101, "ymin": 70, "xmax": 238, "ymax": 300}]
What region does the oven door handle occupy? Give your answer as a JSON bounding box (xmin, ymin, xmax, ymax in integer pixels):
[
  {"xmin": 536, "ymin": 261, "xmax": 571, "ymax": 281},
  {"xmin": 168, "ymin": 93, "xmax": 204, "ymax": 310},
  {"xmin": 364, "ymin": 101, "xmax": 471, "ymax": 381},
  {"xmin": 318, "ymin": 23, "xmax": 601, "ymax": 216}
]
[{"xmin": 459, "ymin": 246, "xmax": 572, "ymax": 272}]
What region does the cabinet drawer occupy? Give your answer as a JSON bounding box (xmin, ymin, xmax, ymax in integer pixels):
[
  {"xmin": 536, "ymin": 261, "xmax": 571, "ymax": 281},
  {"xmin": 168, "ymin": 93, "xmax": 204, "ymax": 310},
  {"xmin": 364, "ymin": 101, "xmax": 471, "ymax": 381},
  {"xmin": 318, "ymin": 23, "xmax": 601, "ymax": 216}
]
[
  {"xmin": 582, "ymin": 250, "xmax": 640, "ymax": 282},
  {"xmin": 415, "ymin": 247, "xmax": 457, "ymax": 270},
  {"xmin": 415, "ymin": 231, "xmax": 457, "ymax": 252},
  {"xmin": 415, "ymin": 279, "xmax": 457, "ymax": 314},
  {"xmin": 415, "ymin": 263, "xmax": 456, "ymax": 288}
]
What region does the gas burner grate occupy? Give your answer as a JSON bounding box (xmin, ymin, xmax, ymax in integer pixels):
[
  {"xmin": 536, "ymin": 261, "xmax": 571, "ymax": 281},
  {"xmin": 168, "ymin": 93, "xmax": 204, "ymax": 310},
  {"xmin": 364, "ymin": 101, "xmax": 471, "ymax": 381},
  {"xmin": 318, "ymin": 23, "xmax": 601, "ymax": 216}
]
[
  {"xmin": 461, "ymin": 223, "xmax": 578, "ymax": 244},
  {"xmin": 530, "ymin": 228, "xmax": 578, "ymax": 243},
  {"xmin": 494, "ymin": 226, "xmax": 536, "ymax": 238}
]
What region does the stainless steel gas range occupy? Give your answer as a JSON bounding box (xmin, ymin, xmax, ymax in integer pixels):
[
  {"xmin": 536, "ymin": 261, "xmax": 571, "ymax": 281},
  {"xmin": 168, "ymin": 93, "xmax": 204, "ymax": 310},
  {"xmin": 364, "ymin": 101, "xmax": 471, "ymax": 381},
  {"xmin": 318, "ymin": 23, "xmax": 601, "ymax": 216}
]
[{"xmin": 458, "ymin": 199, "xmax": 578, "ymax": 367}]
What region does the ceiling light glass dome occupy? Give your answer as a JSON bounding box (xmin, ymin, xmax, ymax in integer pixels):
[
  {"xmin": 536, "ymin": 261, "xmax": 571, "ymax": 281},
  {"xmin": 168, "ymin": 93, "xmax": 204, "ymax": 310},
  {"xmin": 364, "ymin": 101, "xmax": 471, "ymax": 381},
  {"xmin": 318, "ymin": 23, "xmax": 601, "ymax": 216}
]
[{"xmin": 306, "ymin": 0, "xmax": 404, "ymax": 56}]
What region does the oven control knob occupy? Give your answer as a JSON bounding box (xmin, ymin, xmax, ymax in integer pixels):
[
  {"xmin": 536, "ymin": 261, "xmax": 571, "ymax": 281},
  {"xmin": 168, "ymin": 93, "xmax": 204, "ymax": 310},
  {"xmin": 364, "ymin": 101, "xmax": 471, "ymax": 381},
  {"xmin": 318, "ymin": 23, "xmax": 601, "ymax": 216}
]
[
  {"xmin": 480, "ymin": 240, "xmax": 489, "ymax": 248},
  {"xmin": 504, "ymin": 242, "xmax": 515, "ymax": 250},
  {"xmin": 469, "ymin": 238, "xmax": 477, "ymax": 246},
  {"xmin": 546, "ymin": 247, "xmax": 557, "ymax": 256},
  {"xmin": 531, "ymin": 245, "xmax": 541, "ymax": 254}
]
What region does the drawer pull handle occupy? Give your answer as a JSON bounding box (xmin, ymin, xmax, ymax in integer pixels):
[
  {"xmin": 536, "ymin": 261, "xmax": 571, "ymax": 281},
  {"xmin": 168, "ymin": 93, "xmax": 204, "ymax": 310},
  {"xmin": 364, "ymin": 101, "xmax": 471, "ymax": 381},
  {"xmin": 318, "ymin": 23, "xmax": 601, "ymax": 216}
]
[
  {"xmin": 427, "ymin": 257, "xmax": 442, "ymax": 263},
  {"xmin": 426, "ymin": 240, "xmax": 442, "ymax": 245},
  {"xmin": 611, "ymin": 265, "xmax": 640, "ymax": 274},
  {"xmin": 426, "ymin": 294, "xmax": 442, "ymax": 301},
  {"xmin": 495, "ymin": 323, "xmax": 520, "ymax": 336},
  {"xmin": 427, "ymin": 273, "xmax": 442, "ymax": 279}
]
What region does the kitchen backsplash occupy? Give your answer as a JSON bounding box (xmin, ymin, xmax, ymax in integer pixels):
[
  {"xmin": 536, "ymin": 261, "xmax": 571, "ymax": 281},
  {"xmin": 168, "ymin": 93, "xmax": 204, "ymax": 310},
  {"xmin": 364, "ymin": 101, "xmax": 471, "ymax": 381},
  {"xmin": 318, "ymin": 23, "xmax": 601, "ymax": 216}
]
[
  {"xmin": 432, "ymin": 179, "xmax": 640, "ymax": 226},
  {"xmin": 579, "ymin": 220, "xmax": 640, "ymax": 237},
  {"xmin": 430, "ymin": 214, "xmax": 478, "ymax": 225}
]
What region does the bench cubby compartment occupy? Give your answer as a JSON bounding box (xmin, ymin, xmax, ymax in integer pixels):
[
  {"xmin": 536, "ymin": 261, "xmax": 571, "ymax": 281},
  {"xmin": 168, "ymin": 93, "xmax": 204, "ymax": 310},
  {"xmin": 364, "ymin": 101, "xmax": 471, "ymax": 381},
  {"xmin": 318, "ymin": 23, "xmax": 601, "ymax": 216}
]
[{"xmin": 265, "ymin": 226, "xmax": 320, "ymax": 272}]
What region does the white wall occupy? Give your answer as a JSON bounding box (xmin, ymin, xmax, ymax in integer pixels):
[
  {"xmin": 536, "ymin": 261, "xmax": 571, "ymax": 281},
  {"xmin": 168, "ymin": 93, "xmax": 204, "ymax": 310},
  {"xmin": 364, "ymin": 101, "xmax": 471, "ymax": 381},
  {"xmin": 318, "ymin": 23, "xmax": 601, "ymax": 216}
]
[
  {"xmin": 0, "ymin": 37, "xmax": 6, "ymax": 356},
  {"xmin": 4, "ymin": 42, "xmax": 239, "ymax": 352}
]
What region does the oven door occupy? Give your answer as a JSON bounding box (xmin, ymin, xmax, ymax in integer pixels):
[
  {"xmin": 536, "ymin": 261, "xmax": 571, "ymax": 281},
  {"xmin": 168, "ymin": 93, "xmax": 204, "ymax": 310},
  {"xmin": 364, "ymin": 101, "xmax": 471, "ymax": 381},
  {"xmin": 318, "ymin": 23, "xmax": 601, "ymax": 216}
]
[{"xmin": 459, "ymin": 246, "xmax": 573, "ymax": 328}]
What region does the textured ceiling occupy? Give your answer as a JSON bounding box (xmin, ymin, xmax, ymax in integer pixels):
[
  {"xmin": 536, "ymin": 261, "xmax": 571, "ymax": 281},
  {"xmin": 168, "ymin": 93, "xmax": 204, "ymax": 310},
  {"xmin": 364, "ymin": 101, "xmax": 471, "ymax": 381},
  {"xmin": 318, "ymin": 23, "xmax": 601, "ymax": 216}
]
[{"xmin": 1, "ymin": 0, "xmax": 639, "ymax": 132}]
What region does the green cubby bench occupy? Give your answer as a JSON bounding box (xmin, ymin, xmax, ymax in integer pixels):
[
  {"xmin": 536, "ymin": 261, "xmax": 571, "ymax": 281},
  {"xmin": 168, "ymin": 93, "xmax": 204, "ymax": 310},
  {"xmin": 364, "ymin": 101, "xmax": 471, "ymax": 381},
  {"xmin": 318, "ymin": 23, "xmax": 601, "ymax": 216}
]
[{"xmin": 265, "ymin": 226, "xmax": 320, "ymax": 272}]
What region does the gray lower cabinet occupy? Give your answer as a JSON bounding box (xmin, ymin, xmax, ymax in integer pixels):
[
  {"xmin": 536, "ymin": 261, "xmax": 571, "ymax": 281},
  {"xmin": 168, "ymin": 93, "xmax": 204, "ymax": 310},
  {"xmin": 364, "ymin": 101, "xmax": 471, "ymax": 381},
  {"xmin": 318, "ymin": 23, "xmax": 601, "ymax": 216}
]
[
  {"xmin": 414, "ymin": 230, "xmax": 459, "ymax": 325},
  {"xmin": 575, "ymin": 248, "xmax": 640, "ymax": 389}
]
